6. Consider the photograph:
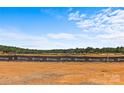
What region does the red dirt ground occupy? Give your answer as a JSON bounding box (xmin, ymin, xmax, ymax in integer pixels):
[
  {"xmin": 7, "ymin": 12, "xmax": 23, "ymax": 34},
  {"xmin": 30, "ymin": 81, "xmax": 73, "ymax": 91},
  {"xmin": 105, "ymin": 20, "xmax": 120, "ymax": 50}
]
[{"xmin": 0, "ymin": 62, "xmax": 124, "ymax": 85}]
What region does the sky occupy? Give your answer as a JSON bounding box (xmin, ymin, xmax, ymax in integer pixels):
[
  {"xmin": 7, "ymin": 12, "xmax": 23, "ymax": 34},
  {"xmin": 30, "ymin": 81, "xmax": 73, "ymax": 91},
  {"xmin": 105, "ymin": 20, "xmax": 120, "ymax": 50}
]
[{"xmin": 0, "ymin": 7, "xmax": 124, "ymax": 49}]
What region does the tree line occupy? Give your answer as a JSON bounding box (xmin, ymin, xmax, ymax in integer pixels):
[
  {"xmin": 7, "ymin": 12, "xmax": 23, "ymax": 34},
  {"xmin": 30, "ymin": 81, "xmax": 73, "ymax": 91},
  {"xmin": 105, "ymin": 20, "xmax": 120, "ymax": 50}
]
[{"xmin": 0, "ymin": 45, "xmax": 124, "ymax": 54}]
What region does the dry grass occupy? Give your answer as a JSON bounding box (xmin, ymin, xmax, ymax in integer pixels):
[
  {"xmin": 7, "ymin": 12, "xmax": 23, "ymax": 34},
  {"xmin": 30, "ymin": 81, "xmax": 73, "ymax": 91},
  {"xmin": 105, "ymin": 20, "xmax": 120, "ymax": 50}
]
[{"xmin": 0, "ymin": 62, "xmax": 124, "ymax": 85}]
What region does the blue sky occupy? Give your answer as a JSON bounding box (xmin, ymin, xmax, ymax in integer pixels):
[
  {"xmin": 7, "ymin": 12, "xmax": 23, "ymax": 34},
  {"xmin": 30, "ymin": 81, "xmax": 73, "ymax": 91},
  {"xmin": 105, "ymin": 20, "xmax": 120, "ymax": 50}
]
[{"xmin": 0, "ymin": 7, "xmax": 124, "ymax": 49}]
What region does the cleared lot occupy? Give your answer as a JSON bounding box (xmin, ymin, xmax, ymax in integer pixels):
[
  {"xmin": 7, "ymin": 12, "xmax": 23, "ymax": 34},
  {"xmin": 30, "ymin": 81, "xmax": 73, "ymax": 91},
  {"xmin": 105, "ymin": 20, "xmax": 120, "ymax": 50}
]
[{"xmin": 0, "ymin": 62, "xmax": 124, "ymax": 84}]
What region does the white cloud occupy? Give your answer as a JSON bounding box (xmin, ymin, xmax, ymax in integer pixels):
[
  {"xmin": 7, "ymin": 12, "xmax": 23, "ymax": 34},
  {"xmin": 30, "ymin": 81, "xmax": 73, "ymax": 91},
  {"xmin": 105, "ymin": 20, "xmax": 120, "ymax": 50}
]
[
  {"xmin": 68, "ymin": 8, "xmax": 124, "ymax": 47},
  {"xmin": 68, "ymin": 11, "xmax": 85, "ymax": 21},
  {"xmin": 0, "ymin": 27, "xmax": 69, "ymax": 49},
  {"xmin": 47, "ymin": 33, "xmax": 76, "ymax": 40},
  {"xmin": 1, "ymin": 27, "xmax": 88, "ymax": 49}
]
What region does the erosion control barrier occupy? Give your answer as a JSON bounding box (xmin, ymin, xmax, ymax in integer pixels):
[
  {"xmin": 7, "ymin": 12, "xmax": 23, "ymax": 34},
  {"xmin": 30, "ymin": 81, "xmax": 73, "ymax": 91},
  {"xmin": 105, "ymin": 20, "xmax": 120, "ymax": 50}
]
[{"xmin": 0, "ymin": 55, "xmax": 124, "ymax": 62}]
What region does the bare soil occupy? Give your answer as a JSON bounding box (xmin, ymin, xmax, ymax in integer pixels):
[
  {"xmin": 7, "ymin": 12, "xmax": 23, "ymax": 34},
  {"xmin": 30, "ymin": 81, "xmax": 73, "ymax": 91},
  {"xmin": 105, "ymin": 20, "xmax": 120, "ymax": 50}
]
[{"xmin": 0, "ymin": 62, "xmax": 124, "ymax": 85}]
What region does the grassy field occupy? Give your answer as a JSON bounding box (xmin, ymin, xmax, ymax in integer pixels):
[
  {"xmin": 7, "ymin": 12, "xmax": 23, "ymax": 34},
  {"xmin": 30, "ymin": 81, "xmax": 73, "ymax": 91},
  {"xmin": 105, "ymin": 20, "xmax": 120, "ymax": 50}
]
[{"xmin": 0, "ymin": 62, "xmax": 124, "ymax": 85}]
